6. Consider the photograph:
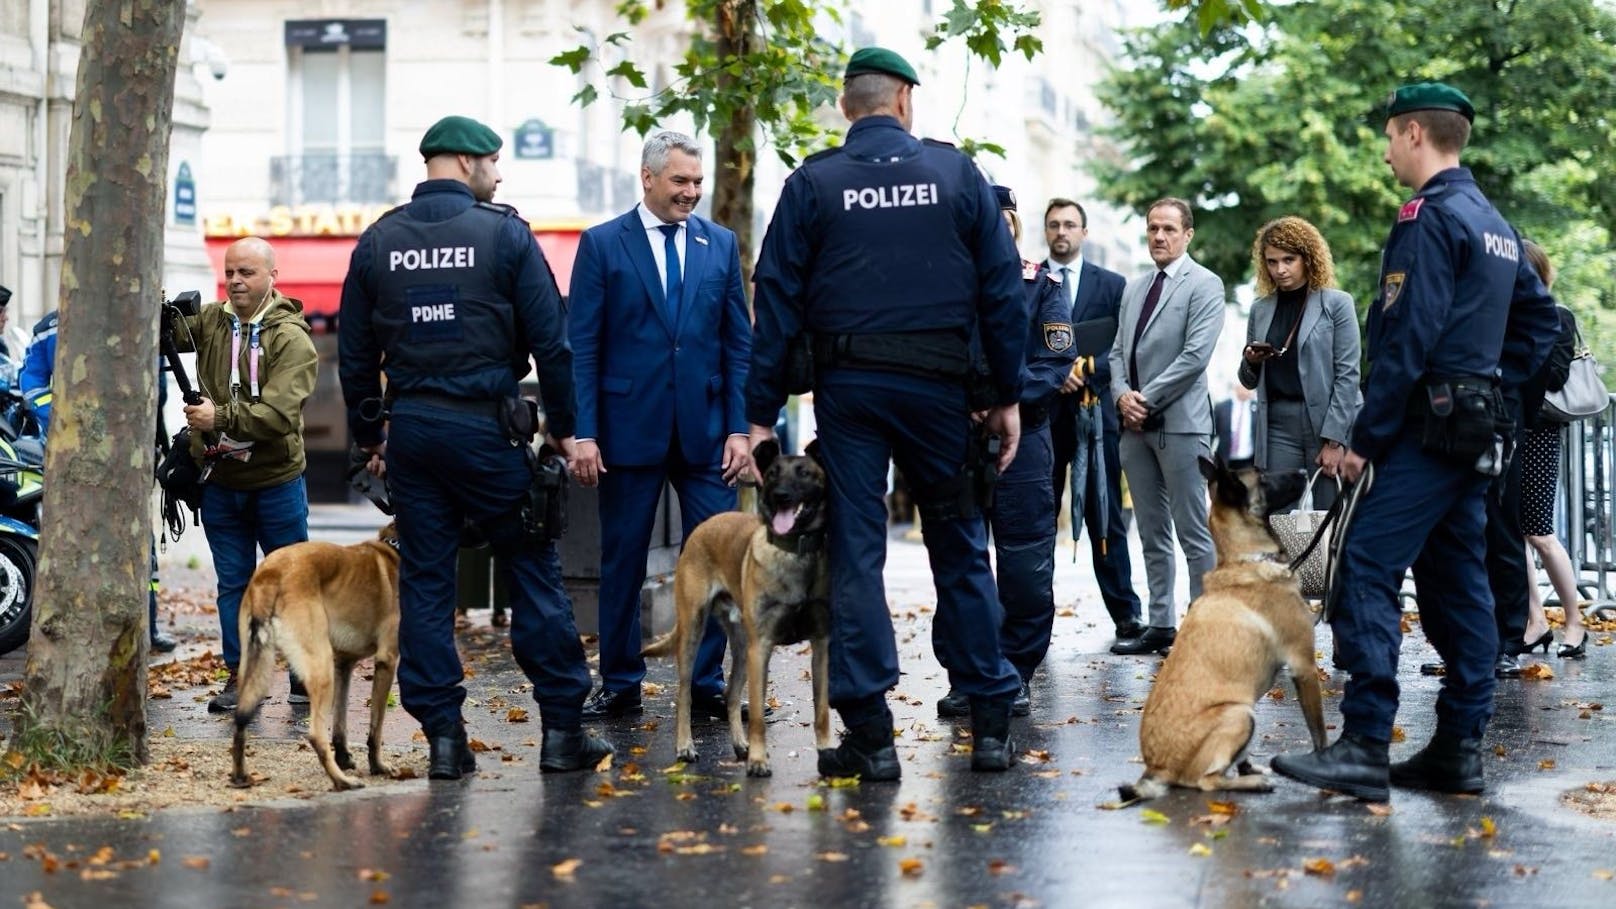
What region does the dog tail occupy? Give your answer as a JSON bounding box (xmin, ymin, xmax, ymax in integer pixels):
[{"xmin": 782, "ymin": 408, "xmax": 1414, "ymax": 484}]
[
  {"xmin": 233, "ymin": 588, "xmax": 278, "ymax": 729},
  {"xmin": 641, "ymin": 628, "xmax": 677, "ymax": 659},
  {"xmin": 1118, "ymin": 775, "xmax": 1170, "ymax": 803}
]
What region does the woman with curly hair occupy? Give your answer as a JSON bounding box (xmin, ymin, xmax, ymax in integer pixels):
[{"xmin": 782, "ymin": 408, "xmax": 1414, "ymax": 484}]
[{"xmin": 1237, "ymin": 216, "xmax": 1362, "ymax": 510}]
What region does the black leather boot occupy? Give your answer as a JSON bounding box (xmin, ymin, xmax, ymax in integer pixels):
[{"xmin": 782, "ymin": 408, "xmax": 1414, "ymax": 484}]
[
  {"xmin": 969, "ymin": 697, "xmax": 1015, "ymax": 772},
  {"xmin": 427, "ymin": 728, "xmax": 477, "ymax": 781},
  {"xmin": 936, "ymin": 689, "xmax": 969, "ymax": 718},
  {"xmin": 818, "ymin": 709, "xmax": 900, "ymax": 782},
  {"xmin": 1270, "ymin": 732, "xmax": 1389, "ymax": 801},
  {"xmin": 1389, "ymin": 732, "xmax": 1484, "ymax": 794},
  {"xmin": 540, "ymin": 729, "xmax": 615, "ymax": 773}
]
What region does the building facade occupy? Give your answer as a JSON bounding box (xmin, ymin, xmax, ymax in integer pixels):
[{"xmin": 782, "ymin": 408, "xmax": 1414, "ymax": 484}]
[{"xmin": 0, "ymin": 0, "xmax": 213, "ymax": 354}]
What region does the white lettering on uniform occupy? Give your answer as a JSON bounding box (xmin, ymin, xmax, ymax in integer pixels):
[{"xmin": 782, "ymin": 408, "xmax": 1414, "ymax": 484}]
[
  {"xmin": 841, "ymin": 183, "xmax": 943, "ymax": 211},
  {"xmin": 410, "ymin": 303, "xmax": 457, "ymax": 323},
  {"xmin": 1482, "ymin": 232, "xmax": 1519, "ymax": 261},
  {"xmin": 388, "ymin": 246, "xmax": 477, "ymax": 271}
]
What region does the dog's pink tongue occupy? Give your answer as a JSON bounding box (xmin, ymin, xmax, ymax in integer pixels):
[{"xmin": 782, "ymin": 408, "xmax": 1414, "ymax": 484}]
[{"xmin": 771, "ymin": 507, "xmax": 796, "ymax": 536}]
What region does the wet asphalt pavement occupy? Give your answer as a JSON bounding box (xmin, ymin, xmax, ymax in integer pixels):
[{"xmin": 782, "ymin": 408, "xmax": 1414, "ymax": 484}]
[{"xmin": 3, "ymin": 508, "xmax": 1616, "ymax": 908}]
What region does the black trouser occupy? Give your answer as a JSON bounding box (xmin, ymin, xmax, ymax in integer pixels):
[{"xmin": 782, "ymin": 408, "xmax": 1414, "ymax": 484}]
[{"xmin": 1486, "ymin": 420, "xmax": 1528, "ymax": 655}]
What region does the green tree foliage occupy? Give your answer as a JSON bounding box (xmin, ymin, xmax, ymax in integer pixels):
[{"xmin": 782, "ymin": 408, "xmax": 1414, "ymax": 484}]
[{"xmin": 1093, "ymin": 0, "xmax": 1616, "ymax": 377}]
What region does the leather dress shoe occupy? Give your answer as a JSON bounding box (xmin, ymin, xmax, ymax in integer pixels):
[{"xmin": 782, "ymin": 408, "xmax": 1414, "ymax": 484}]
[
  {"xmin": 1271, "ymin": 732, "xmax": 1389, "ymax": 801},
  {"xmin": 540, "ymin": 729, "xmax": 615, "ymax": 773},
  {"xmin": 689, "ymin": 690, "xmax": 772, "ymax": 724},
  {"xmin": 1419, "ymin": 661, "xmax": 1447, "ymax": 676},
  {"xmin": 969, "ymin": 698, "xmax": 1015, "ymax": 772},
  {"xmin": 936, "ymin": 689, "xmax": 969, "ymax": 719},
  {"xmin": 1111, "ymin": 626, "xmax": 1175, "ymax": 656},
  {"xmin": 580, "ymin": 686, "xmax": 643, "ymax": 721},
  {"xmin": 1011, "ymin": 683, "xmax": 1030, "ymax": 718},
  {"xmin": 1114, "ymin": 621, "xmax": 1146, "ymax": 641},
  {"xmin": 818, "ymin": 711, "xmax": 901, "ymax": 782},
  {"xmin": 1389, "ymin": 732, "xmax": 1484, "ymax": 794},
  {"xmin": 150, "ymin": 630, "xmax": 178, "ymax": 653},
  {"xmin": 1494, "ymin": 653, "xmax": 1522, "ymax": 679},
  {"xmin": 427, "ymin": 731, "xmax": 477, "ymax": 781},
  {"xmin": 207, "ymin": 670, "xmax": 239, "ymax": 713}
]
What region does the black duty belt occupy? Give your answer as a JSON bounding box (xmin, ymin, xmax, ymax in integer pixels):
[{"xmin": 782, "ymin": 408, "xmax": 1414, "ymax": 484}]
[
  {"xmin": 811, "ymin": 330, "xmax": 971, "ymax": 382},
  {"xmin": 396, "ymin": 391, "xmax": 501, "ymax": 419}
]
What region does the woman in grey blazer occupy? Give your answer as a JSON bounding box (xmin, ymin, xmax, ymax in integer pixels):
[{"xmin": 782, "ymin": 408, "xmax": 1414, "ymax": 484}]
[{"xmin": 1237, "ymin": 216, "xmax": 1361, "ymax": 510}]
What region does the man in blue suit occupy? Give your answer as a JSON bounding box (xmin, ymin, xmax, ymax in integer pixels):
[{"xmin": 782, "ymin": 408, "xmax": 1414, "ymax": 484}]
[
  {"xmin": 1043, "ymin": 199, "xmax": 1144, "ymax": 642},
  {"xmin": 569, "ymin": 130, "xmax": 752, "ymax": 721}
]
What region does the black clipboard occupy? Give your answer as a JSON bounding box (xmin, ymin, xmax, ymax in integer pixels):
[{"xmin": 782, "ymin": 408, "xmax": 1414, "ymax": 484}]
[{"xmin": 1071, "ymin": 316, "xmax": 1118, "ymax": 358}]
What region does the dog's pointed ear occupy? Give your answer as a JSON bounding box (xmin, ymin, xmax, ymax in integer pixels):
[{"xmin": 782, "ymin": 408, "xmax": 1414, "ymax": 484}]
[
  {"xmin": 753, "ymin": 437, "xmax": 781, "ymax": 475},
  {"xmin": 805, "ymin": 438, "xmax": 826, "ymax": 469},
  {"xmin": 1198, "ymin": 456, "xmax": 1219, "ymax": 483}
]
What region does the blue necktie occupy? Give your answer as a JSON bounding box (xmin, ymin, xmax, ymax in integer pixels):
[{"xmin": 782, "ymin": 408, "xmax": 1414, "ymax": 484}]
[{"xmin": 658, "ymin": 223, "xmax": 682, "ymax": 323}]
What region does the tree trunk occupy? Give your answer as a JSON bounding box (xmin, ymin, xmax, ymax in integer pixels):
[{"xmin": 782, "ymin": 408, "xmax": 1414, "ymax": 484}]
[
  {"xmin": 711, "ymin": 0, "xmax": 758, "ymax": 293},
  {"xmin": 18, "ymin": 0, "xmax": 185, "ymax": 767}
]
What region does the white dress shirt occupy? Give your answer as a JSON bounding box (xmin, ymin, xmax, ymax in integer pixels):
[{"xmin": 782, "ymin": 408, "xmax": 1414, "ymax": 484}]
[{"xmin": 637, "ymin": 202, "xmax": 686, "ymax": 292}]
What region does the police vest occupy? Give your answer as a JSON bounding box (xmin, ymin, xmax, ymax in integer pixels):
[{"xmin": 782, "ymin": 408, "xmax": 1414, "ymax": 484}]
[
  {"xmin": 368, "ymin": 204, "xmax": 521, "ymax": 385},
  {"xmin": 797, "ymin": 140, "xmax": 979, "ymax": 335}
]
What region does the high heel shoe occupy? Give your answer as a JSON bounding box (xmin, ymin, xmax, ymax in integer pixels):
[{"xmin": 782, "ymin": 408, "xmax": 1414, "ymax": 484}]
[
  {"xmin": 1512, "ymin": 629, "xmax": 1554, "ymax": 656},
  {"xmin": 1557, "ymin": 630, "xmax": 1588, "ymax": 660}
]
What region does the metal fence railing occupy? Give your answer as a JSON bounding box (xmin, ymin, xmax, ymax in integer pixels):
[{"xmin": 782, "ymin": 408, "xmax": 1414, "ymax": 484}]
[{"xmin": 1558, "ymin": 394, "xmax": 1616, "ymax": 620}]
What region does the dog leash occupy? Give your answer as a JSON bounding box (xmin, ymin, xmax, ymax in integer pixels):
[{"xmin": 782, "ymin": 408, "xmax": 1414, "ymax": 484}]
[{"xmin": 1319, "ymin": 462, "xmax": 1375, "ymax": 624}]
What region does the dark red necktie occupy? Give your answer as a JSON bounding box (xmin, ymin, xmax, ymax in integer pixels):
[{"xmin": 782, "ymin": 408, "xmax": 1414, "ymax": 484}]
[{"xmin": 1129, "ymin": 270, "xmax": 1168, "ymax": 387}]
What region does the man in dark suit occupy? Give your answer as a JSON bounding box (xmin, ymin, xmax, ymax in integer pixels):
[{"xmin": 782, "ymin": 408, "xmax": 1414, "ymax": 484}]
[
  {"xmin": 569, "ymin": 130, "xmax": 752, "ymax": 720},
  {"xmin": 1044, "ymin": 199, "xmax": 1144, "ymax": 641},
  {"xmin": 1213, "ymin": 383, "xmax": 1258, "ymax": 470}
]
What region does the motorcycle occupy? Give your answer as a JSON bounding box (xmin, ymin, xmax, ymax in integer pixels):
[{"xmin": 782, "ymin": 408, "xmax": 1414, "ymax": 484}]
[{"xmin": 0, "ymin": 437, "xmax": 42, "ymax": 655}]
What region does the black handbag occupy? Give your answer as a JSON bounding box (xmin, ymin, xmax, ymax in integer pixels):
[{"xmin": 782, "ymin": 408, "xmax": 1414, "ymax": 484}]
[{"xmin": 156, "ymin": 428, "xmax": 204, "ymax": 511}]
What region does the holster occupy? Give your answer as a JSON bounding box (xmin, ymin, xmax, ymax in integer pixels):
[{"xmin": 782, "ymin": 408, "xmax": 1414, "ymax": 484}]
[
  {"xmin": 521, "ymin": 446, "xmax": 569, "ymax": 543},
  {"xmin": 1409, "ymin": 377, "xmax": 1507, "ymax": 472},
  {"xmin": 499, "ymin": 397, "xmax": 540, "ymax": 446},
  {"xmin": 914, "ymin": 430, "xmax": 1000, "ymax": 523}
]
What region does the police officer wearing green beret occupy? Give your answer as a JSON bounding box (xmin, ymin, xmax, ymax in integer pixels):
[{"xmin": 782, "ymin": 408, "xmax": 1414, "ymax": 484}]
[
  {"xmin": 340, "ymin": 114, "xmax": 613, "ymax": 780},
  {"xmin": 1271, "ymin": 83, "xmax": 1559, "ymax": 801},
  {"xmin": 746, "ymin": 47, "xmax": 1028, "ymax": 780}
]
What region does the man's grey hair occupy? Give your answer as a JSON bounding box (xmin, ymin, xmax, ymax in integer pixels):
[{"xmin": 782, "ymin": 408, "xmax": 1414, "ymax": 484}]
[
  {"xmin": 841, "ymin": 73, "xmax": 903, "ymax": 118},
  {"xmin": 642, "ymin": 130, "xmax": 702, "ymax": 174}
]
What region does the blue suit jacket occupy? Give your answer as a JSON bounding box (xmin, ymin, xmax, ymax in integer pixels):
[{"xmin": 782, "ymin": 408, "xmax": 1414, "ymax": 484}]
[
  {"xmin": 1066, "ymin": 260, "xmax": 1127, "ymax": 434},
  {"xmin": 569, "ymin": 208, "xmax": 751, "ymax": 467}
]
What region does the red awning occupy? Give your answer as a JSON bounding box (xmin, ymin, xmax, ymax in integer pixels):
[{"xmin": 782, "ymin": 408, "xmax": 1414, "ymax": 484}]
[{"xmin": 203, "ymin": 228, "xmax": 583, "ymax": 317}]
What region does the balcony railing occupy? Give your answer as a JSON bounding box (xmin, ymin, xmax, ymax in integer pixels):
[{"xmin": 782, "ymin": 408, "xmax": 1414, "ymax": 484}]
[{"xmin": 269, "ymin": 152, "xmax": 397, "ymax": 206}]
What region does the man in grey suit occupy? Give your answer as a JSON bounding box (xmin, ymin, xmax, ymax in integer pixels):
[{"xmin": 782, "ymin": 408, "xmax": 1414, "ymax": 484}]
[{"xmin": 1108, "ymin": 197, "xmax": 1226, "ymax": 655}]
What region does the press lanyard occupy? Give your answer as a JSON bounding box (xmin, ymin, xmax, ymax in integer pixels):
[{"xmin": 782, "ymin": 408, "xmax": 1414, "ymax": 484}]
[{"xmin": 229, "ymin": 317, "xmax": 262, "ymax": 398}]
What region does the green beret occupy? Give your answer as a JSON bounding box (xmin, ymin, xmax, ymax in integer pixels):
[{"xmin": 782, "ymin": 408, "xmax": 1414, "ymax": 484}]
[
  {"xmin": 1385, "ymin": 82, "xmax": 1475, "ymax": 123},
  {"xmin": 845, "ymin": 47, "xmax": 919, "ymax": 86},
  {"xmin": 419, "ymin": 115, "xmax": 502, "ymax": 160}
]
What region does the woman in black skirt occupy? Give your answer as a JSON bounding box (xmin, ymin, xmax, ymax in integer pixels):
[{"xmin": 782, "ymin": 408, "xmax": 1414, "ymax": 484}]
[{"xmin": 1516, "ymin": 240, "xmax": 1588, "ymax": 658}]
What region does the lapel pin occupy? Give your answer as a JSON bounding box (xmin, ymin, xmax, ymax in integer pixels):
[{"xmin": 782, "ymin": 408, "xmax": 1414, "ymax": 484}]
[{"xmin": 694, "ymin": 235, "xmax": 709, "ymax": 246}]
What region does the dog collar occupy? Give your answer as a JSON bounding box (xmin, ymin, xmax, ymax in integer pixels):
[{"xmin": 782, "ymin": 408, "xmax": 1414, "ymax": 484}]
[
  {"xmin": 1238, "ymin": 551, "xmax": 1285, "ymax": 564},
  {"xmin": 383, "ymin": 537, "xmax": 401, "ymax": 552},
  {"xmin": 766, "ymin": 528, "xmax": 826, "ymax": 555}
]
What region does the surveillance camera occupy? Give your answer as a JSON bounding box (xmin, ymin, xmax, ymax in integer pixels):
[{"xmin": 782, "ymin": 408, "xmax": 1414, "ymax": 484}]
[
  {"xmin": 208, "ymin": 54, "xmax": 228, "ymax": 81},
  {"xmin": 193, "ymin": 38, "xmax": 229, "ymax": 81}
]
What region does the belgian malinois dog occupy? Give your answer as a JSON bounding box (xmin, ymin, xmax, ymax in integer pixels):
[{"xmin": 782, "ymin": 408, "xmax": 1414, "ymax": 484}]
[
  {"xmin": 1121, "ymin": 459, "xmax": 1320, "ymax": 800},
  {"xmin": 230, "ymin": 523, "xmax": 401, "ymax": 791},
  {"xmin": 642, "ymin": 439, "xmax": 830, "ymax": 778}
]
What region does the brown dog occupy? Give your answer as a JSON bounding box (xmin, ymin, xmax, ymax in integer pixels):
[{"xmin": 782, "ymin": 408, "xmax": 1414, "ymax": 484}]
[
  {"xmin": 230, "ymin": 523, "xmax": 401, "ymax": 791},
  {"xmin": 642, "ymin": 439, "xmax": 830, "ymax": 778},
  {"xmin": 1121, "ymin": 460, "xmax": 1322, "ymax": 800}
]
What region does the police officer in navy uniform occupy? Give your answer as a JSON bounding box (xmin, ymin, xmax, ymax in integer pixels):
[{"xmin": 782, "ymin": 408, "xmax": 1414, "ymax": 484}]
[
  {"xmin": 746, "ymin": 48, "xmax": 1026, "ymax": 780},
  {"xmin": 339, "ymin": 115, "xmax": 612, "ymax": 779},
  {"xmin": 937, "ymin": 185, "xmax": 1075, "ymax": 720},
  {"xmin": 1271, "ymin": 84, "xmax": 1558, "ymax": 801}
]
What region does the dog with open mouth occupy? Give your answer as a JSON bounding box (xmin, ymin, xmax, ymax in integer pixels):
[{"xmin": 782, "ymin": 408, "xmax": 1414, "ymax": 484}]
[{"xmin": 643, "ymin": 438, "xmax": 830, "ymax": 777}]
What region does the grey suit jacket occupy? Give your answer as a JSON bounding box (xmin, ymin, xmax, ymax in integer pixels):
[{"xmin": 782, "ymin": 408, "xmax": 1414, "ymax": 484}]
[
  {"xmin": 1237, "ymin": 287, "xmax": 1363, "ymax": 470},
  {"xmin": 1109, "ymin": 254, "xmax": 1226, "ymax": 434}
]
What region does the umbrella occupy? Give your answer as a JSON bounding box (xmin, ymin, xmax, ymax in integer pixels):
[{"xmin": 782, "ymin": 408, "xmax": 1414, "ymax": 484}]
[{"xmin": 1068, "ymin": 393, "xmax": 1108, "ymax": 559}]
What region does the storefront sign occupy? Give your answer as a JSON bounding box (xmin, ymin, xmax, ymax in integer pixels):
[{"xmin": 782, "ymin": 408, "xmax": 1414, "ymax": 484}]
[
  {"xmin": 203, "ymin": 203, "xmax": 395, "ymax": 238},
  {"xmin": 284, "ymin": 19, "xmax": 387, "ymax": 49}
]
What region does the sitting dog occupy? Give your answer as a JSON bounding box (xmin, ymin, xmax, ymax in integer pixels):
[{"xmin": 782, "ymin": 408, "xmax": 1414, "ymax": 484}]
[
  {"xmin": 230, "ymin": 523, "xmax": 401, "ymax": 791},
  {"xmin": 1121, "ymin": 459, "xmax": 1319, "ymax": 800},
  {"xmin": 642, "ymin": 439, "xmax": 830, "ymax": 778}
]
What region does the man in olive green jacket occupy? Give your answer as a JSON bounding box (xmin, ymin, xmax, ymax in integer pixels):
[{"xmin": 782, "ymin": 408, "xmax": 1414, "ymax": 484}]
[{"xmin": 168, "ymin": 236, "xmax": 319, "ymax": 710}]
